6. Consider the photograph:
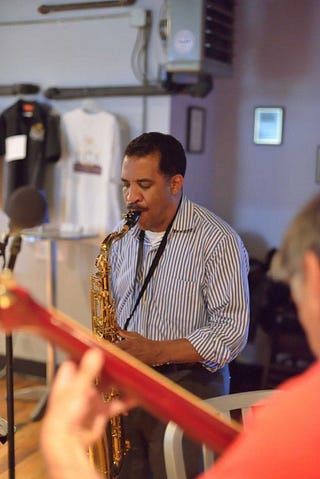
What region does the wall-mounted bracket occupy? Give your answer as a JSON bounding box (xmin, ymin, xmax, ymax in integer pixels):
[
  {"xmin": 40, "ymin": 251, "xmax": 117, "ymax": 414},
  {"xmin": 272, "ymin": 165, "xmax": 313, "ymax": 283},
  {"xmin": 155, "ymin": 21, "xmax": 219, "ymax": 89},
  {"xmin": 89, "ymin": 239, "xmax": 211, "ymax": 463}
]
[{"xmin": 0, "ymin": 84, "xmax": 40, "ymax": 96}]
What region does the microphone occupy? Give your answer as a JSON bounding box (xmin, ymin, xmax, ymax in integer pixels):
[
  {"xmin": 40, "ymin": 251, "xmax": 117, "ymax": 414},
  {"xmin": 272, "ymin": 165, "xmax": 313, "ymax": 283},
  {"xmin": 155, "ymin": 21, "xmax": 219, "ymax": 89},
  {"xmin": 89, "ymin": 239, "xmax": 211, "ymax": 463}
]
[
  {"xmin": 1, "ymin": 186, "xmax": 47, "ymax": 271},
  {"xmin": 4, "ymin": 185, "xmax": 47, "ymax": 235}
]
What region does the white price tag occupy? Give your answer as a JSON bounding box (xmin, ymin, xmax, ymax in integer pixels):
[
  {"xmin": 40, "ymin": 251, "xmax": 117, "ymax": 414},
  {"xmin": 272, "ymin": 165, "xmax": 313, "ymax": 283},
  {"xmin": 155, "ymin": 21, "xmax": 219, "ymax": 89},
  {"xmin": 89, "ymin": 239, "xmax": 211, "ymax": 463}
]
[{"xmin": 5, "ymin": 135, "xmax": 27, "ymax": 162}]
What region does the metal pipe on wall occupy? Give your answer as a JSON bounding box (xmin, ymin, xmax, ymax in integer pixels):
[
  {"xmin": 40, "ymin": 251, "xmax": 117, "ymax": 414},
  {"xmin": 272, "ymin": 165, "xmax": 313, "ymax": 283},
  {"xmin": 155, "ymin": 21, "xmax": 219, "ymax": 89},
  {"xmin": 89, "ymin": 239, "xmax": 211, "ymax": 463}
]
[{"xmin": 38, "ymin": 0, "xmax": 136, "ymax": 15}]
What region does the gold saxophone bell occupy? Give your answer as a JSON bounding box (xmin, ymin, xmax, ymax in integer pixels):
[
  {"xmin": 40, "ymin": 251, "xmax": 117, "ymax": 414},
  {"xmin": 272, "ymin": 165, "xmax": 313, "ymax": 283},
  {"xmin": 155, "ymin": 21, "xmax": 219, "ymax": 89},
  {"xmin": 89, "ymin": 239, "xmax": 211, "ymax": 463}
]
[{"xmin": 89, "ymin": 210, "xmax": 140, "ymax": 478}]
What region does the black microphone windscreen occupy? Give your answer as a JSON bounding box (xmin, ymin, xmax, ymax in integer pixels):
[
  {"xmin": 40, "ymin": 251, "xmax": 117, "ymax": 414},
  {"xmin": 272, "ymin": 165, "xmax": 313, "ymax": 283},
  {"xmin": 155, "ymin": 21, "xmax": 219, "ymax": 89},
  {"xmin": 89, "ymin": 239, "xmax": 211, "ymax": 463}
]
[{"xmin": 5, "ymin": 186, "xmax": 47, "ymax": 229}]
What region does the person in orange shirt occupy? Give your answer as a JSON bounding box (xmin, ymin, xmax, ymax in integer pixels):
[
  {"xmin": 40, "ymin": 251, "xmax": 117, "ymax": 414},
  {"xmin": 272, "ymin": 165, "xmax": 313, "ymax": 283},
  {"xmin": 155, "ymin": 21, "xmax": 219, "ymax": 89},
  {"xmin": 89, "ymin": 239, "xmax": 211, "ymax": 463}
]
[{"xmin": 41, "ymin": 193, "xmax": 320, "ymax": 479}]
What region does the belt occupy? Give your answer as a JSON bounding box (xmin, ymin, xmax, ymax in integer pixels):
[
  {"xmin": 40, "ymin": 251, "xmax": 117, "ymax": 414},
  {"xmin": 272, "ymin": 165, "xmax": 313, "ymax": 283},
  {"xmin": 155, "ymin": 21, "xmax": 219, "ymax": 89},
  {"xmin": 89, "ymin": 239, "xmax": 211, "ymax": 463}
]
[{"xmin": 153, "ymin": 363, "xmax": 197, "ymax": 375}]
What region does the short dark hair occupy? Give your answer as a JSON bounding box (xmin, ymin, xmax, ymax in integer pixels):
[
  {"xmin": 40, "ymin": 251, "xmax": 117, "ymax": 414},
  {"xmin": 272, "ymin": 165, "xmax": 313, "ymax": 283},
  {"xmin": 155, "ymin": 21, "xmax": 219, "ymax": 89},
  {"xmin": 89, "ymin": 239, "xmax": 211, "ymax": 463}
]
[{"xmin": 124, "ymin": 132, "xmax": 187, "ymax": 177}]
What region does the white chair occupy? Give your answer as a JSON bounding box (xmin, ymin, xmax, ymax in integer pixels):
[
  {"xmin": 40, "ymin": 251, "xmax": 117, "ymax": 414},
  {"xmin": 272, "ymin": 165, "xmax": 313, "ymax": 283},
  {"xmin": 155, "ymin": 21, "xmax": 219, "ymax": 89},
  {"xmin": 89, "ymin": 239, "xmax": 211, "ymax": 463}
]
[{"xmin": 164, "ymin": 389, "xmax": 275, "ymax": 479}]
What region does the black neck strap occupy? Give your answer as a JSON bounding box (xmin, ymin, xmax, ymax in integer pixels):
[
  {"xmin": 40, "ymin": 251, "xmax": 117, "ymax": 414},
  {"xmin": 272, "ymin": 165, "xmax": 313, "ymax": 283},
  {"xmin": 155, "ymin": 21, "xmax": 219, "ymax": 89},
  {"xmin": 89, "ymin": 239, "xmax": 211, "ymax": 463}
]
[{"xmin": 124, "ymin": 198, "xmax": 182, "ymax": 330}]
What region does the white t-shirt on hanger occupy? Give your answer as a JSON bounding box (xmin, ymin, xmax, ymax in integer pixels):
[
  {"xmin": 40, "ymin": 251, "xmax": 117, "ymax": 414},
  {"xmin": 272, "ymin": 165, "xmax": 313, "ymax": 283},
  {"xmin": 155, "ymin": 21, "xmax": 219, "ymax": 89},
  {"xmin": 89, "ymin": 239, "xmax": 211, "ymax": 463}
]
[{"xmin": 59, "ymin": 106, "xmax": 123, "ymax": 234}]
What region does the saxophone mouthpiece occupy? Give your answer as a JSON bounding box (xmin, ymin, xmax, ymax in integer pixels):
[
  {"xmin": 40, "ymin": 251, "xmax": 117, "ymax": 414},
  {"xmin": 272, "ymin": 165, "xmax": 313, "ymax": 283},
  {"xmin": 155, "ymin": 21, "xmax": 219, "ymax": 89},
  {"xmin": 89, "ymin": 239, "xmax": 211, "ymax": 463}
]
[{"xmin": 124, "ymin": 210, "xmax": 141, "ymax": 228}]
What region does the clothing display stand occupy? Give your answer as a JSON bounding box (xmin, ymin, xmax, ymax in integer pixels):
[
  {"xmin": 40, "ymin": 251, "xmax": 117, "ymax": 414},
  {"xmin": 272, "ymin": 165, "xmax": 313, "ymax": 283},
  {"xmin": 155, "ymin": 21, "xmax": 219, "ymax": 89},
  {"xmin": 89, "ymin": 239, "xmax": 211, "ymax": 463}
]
[{"xmin": 14, "ymin": 225, "xmax": 98, "ymax": 420}]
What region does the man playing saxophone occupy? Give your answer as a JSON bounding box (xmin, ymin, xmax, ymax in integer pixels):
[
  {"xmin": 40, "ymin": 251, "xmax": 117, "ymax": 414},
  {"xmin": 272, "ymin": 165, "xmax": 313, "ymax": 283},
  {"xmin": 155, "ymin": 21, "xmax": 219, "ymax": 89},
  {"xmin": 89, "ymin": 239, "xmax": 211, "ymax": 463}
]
[{"xmin": 104, "ymin": 132, "xmax": 250, "ymax": 479}]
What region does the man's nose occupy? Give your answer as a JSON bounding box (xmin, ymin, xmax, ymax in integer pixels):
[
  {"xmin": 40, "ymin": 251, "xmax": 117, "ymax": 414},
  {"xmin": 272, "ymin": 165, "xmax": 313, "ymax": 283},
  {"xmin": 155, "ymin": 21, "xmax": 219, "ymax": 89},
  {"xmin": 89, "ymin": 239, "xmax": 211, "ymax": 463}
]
[{"xmin": 124, "ymin": 185, "xmax": 141, "ymax": 203}]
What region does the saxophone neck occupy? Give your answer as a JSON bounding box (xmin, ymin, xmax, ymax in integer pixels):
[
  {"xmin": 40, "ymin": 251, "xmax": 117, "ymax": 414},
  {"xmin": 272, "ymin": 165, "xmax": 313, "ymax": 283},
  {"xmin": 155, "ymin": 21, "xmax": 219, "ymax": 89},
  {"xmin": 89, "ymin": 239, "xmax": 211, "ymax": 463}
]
[
  {"xmin": 102, "ymin": 228, "xmax": 128, "ymax": 249},
  {"xmin": 102, "ymin": 210, "xmax": 140, "ymax": 249},
  {"xmin": 95, "ymin": 211, "xmax": 140, "ymax": 272}
]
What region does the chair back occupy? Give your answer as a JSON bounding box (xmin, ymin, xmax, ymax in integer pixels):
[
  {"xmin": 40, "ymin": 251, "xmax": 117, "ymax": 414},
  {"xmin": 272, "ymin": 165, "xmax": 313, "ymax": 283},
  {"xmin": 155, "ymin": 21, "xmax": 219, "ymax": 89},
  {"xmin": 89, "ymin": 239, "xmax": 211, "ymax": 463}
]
[{"xmin": 164, "ymin": 389, "xmax": 275, "ymax": 479}]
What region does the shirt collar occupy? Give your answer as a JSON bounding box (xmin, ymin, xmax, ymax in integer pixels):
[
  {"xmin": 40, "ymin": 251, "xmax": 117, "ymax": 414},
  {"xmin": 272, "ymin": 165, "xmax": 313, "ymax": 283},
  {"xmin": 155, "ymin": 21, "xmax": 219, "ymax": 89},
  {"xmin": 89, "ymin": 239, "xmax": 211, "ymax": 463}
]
[{"xmin": 172, "ymin": 195, "xmax": 194, "ymax": 232}]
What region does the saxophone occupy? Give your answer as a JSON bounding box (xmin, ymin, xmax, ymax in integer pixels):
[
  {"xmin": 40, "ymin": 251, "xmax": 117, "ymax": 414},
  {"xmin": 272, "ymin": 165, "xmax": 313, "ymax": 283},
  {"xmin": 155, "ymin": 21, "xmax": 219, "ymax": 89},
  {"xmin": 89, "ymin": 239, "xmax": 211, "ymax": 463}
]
[{"xmin": 89, "ymin": 210, "xmax": 140, "ymax": 478}]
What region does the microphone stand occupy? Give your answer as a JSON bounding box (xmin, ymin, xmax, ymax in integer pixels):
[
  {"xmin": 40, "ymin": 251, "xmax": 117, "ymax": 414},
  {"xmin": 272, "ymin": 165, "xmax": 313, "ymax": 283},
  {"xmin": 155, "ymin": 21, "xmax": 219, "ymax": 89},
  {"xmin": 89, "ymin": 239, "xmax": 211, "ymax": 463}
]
[
  {"xmin": 4, "ymin": 234, "xmax": 23, "ymax": 479},
  {"xmin": 5, "ymin": 333, "xmax": 15, "ymax": 479},
  {"xmin": 0, "ymin": 234, "xmax": 9, "ymax": 446},
  {"xmin": 7, "ymin": 236, "xmax": 22, "ymax": 271}
]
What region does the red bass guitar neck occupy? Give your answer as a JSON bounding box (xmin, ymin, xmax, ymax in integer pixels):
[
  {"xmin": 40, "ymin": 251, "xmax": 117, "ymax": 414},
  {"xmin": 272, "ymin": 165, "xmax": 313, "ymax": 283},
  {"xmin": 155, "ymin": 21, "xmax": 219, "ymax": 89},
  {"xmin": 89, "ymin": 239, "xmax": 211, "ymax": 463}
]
[{"xmin": 0, "ymin": 272, "xmax": 240, "ymax": 454}]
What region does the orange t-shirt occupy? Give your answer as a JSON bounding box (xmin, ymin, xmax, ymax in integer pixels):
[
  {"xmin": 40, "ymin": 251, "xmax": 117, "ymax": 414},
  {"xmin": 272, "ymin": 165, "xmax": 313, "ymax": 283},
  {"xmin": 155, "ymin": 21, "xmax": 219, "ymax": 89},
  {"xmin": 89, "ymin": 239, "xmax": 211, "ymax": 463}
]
[{"xmin": 200, "ymin": 360, "xmax": 319, "ymax": 479}]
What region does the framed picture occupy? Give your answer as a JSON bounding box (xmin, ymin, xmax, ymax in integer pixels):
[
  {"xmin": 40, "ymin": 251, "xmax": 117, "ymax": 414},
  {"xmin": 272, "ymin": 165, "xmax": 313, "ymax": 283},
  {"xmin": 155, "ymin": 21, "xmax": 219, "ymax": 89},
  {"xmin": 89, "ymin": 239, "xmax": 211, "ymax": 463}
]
[
  {"xmin": 186, "ymin": 106, "xmax": 206, "ymax": 153},
  {"xmin": 253, "ymin": 107, "xmax": 284, "ymax": 145}
]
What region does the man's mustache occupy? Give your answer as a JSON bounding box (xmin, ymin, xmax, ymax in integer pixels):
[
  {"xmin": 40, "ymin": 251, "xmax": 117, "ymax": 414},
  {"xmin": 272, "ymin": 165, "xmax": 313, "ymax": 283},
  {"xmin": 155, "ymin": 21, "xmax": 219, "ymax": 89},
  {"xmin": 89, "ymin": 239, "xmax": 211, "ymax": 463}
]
[{"xmin": 126, "ymin": 204, "xmax": 148, "ymax": 213}]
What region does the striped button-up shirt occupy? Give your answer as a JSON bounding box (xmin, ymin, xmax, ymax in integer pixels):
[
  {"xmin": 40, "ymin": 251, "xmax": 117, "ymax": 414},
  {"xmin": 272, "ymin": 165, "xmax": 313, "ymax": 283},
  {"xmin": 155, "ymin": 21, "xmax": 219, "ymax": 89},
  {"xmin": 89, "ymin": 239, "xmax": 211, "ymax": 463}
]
[{"xmin": 110, "ymin": 196, "xmax": 250, "ymax": 372}]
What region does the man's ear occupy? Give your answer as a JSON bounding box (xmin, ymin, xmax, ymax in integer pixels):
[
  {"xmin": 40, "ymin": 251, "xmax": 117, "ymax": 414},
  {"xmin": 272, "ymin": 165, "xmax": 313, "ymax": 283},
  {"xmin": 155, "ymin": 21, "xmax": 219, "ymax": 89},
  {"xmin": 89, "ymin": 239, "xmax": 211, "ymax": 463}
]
[{"xmin": 170, "ymin": 174, "xmax": 184, "ymax": 195}]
